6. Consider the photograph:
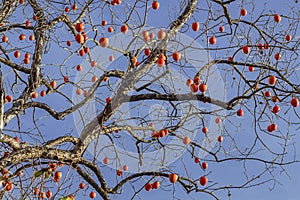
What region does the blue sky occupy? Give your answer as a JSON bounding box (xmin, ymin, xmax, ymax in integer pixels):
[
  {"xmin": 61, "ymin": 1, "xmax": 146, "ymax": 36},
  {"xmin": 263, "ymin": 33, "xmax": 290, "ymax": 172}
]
[{"xmin": 2, "ymin": 0, "xmax": 300, "ymax": 199}]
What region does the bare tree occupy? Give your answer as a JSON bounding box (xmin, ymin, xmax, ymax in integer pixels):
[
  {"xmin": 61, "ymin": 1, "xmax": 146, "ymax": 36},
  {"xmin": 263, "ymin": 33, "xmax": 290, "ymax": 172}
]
[{"xmin": 0, "ymin": 0, "xmax": 299, "ymax": 199}]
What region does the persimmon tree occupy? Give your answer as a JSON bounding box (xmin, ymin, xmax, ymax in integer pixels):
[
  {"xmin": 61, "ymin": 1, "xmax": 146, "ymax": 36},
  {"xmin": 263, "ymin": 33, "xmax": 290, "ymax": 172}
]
[{"xmin": 0, "ymin": 0, "xmax": 300, "ymax": 199}]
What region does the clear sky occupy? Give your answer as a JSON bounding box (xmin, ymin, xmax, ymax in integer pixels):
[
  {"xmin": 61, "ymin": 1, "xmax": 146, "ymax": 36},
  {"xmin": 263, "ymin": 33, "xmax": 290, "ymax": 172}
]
[
  {"xmin": 2, "ymin": 0, "xmax": 300, "ymax": 200},
  {"xmin": 104, "ymin": 1, "xmax": 300, "ymax": 199},
  {"xmin": 119, "ymin": 1, "xmax": 300, "ymax": 199}
]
